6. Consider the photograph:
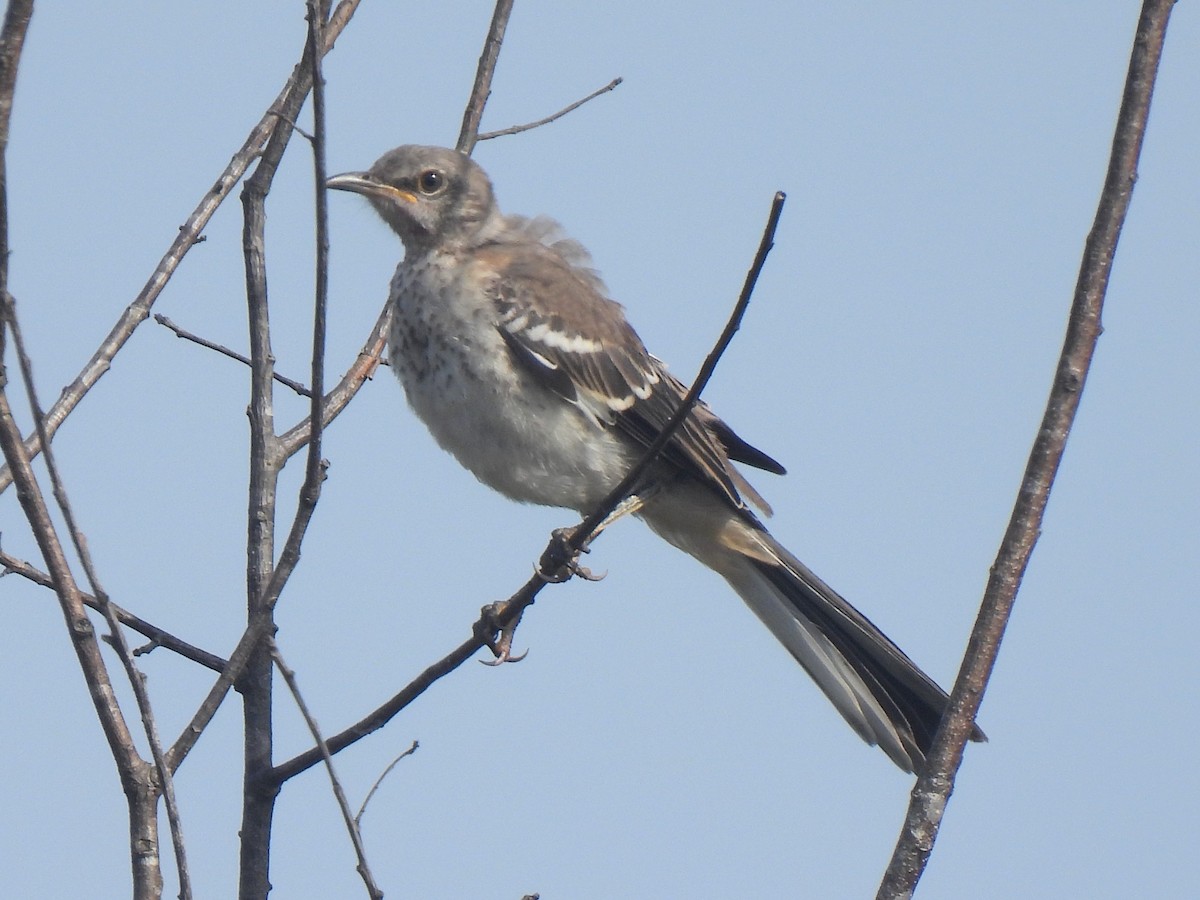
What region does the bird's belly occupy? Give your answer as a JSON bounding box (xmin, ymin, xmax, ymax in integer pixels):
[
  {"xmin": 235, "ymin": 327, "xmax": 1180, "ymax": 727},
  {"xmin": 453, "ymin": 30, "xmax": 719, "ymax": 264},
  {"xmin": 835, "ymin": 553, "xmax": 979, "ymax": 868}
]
[{"xmin": 390, "ymin": 313, "xmax": 631, "ymax": 512}]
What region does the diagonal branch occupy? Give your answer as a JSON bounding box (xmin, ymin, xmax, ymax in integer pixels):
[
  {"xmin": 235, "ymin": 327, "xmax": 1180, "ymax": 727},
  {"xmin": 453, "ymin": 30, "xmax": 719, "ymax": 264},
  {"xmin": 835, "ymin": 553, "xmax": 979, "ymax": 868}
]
[
  {"xmin": 1, "ymin": 312, "xmax": 156, "ymax": 893},
  {"xmin": 477, "ymin": 77, "xmax": 623, "ymax": 142},
  {"xmin": 456, "ymin": 0, "xmax": 515, "ymax": 155},
  {"xmin": 876, "ymin": 3, "xmax": 1176, "ymax": 896},
  {"xmin": 355, "ymin": 740, "xmax": 419, "ymax": 827},
  {"xmin": 1, "ymin": 549, "xmax": 230, "ymax": 673},
  {"xmin": 276, "ymin": 304, "xmax": 389, "ymax": 460},
  {"xmin": 2, "ymin": 6, "xmax": 169, "ymax": 898},
  {"xmin": 272, "ymin": 642, "xmax": 383, "ymax": 899},
  {"xmin": 155, "ymin": 314, "xmax": 314, "ymax": 397}
]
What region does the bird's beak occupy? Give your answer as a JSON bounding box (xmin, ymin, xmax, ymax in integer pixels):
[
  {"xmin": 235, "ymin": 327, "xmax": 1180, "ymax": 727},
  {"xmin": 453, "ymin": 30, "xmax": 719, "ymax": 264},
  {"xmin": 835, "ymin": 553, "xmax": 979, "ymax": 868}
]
[{"xmin": 326, "ymin": 172, "xmax": 417, "ymax": 205}]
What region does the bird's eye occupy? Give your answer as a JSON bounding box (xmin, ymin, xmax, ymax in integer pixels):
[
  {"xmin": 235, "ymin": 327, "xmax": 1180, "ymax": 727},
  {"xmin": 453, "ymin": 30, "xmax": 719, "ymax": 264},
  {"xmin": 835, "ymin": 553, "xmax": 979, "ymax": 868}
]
[{"xmin": 417, "ymin": 170, "xmax": 445, "ymax": 194}]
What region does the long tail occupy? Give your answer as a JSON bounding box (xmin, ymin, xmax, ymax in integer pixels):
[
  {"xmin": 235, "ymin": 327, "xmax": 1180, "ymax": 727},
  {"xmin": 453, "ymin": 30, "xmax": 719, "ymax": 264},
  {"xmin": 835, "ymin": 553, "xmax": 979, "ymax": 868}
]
[
  {"xmin": 642, "ymin": 488, "xmax": 985, "ymax": 772},
  {"xmin": 728, "ymin": 528, "xmax": 985, "ymax": 771}
]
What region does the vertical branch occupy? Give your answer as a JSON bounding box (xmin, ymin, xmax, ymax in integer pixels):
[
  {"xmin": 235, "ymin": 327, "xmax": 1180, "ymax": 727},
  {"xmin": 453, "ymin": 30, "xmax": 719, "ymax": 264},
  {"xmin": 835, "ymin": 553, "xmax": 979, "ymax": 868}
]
[
  {"xmin": 0, "ymin": 0, "xmax": 35, "ymax": 310},
  {"xmin": 876, "ymin": 2, "xmax": 1176, "ymax": 897},
  {"xmin": 235, "ymin": 41, "xmax": 301, "ymax": 900},
  {"xmin": 456, "ymin": 0, "xmax": 515, "ymax": 155},
  {"xmin": 238, "ymin": 154, "xmax": 281, "ymax": 900},
  {"xmin": 236, "ymin": 3, "xmax": 333, "ymax": 897},
  {"xmin": 306, "ymin": 0, "xmax": 330, "ymax": 508},
  {"xmin": 1, "ymin": 4, "xmax": 164, "ymax": 899},
  {"xmin": 268, "ymin": 0, "xmax": 332, "ymax": 596}
]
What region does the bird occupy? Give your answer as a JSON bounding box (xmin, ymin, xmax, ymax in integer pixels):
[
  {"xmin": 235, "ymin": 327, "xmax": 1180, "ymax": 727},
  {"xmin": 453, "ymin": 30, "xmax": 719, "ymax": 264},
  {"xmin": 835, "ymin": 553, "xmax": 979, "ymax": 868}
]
[{"xmin": 326, "ymin": 144, "xmax": 984, "ymax": 772}]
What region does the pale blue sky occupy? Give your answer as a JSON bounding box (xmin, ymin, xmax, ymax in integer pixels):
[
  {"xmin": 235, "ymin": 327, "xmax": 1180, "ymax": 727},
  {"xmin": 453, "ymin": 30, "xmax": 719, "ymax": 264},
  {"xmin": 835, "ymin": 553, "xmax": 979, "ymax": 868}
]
[{"xmin": 3, "ymin": 2, "xmax": 1197, "ymax": 898}]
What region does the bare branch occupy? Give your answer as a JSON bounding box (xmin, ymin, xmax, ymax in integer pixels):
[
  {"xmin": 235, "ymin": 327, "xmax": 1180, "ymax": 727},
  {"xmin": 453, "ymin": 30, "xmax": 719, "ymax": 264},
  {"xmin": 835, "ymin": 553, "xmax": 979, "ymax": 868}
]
[
  {"xmin": 4, "ymin": 296, "xmax": 191, "ymax": 898},
  {"xmin": 456, "ymin": 0, "xmax": 516, "ymax": 155},
  {"xmin": 271, "ymin": 0, "xmax": 333, "ymax": 599},
  {"xmin": 1, "ymin": 303, "xmax": 161, "ymax": 896},
  {"xmin": 269, "ymin": 631, "xmax": 489, "ymax": 783},
  {"xmin": 268, "ymin": 191, "xmax": 787, "ymax": 782},
  {"xmin": 229, "ymin": 8, "xmax": 338, "ymax": 897},
  {"xmin": 876, "ymin": 3, "xmax": 1176, "ymax": 896},
  {"xmin": 272, "ymin": 642, "xmax": 383, "ymax": 900},
  {"xmin": 155, "ymin": 314, "xmax": 313, "ymax": 397},
  {"xmin": 2, "ymin": 8, "xmax": 174, "ymax": 895},
  {"xmin": 477, "ymin": 77, "xmax": 623, "ymax": 142},
  {"xmin": 276, "ymin": 304, "xmax": 389, "ymax": 460},
  {"xmin": 572, "ymin": 192, "xmax": 785, "ymax": 552},
  {"xmin": 0, "ymin": 0, "xmax": 33, "ymax": 151},
  {"xmin": 355, "ymin": 740, "xmax": 419, "ymax": 827},
  {"xmin": 2, "ymin": 549, "xmax": 229, "ymax": 673}
]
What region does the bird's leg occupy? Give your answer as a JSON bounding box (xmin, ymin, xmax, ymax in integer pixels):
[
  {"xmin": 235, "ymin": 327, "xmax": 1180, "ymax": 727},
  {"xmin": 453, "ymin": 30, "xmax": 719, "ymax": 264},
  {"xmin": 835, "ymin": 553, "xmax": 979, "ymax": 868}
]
[
  {"xmin": 588, "ymin": 492, "xmax": 650, "ymax": 540},
  {"xmin": 483, "ymin": 492, "xmax": 660, "ymax": 664},
  {"xmin": 536, "ymin": 492, "xmax": 654, "ymax": 583}
]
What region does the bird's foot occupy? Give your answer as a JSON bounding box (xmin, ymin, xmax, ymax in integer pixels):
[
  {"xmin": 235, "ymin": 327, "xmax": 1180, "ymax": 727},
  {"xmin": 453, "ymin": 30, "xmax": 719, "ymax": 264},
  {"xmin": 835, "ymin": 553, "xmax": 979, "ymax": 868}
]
[
  {"xmin": 477, "ymin": 601, "xmax": 529, "ymax": 665},
  {"xmin": 536, "ymin": 527, "xmax": 606, "ymax": 583}
]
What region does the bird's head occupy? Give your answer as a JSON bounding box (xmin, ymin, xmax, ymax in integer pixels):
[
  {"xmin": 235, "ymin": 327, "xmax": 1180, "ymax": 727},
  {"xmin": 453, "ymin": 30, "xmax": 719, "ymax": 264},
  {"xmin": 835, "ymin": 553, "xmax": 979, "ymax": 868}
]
[{"xmin": 327, "ymin": 145, "xmax": 503, "ymax": 251}]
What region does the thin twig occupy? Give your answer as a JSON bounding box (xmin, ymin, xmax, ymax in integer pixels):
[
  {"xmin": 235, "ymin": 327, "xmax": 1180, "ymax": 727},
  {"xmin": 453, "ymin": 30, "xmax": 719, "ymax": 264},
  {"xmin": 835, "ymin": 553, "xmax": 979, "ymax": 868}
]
[
  {"xmin": 477, "ymin": 77, "xmax": 623, "ymax": 141},
  {"xmin": 276, "ymin": 304, "xmax": 389, "ymax": 460},
  {"xmin": 166, "ymin": 600, "xmax": 276, "ymax": 773},
  {"xmin": 876, "ymin": 3, "xmax": 1175, "ymax": 897},
  {"xmin": 0, "ymin": 310, "xmax": 159, "ymax": 896},
  {"xmin": 572, "ymin": 192, "xmax": 786, "ymax": 549},
  {"xmin": 456, "ymin": 0, "xmax": 515, "ymax": 155},
  {"xmin": 155, "ymin": 314, "xmax": 313, "ymax": 397},
  {"xmin": 268, "ymin": 192, "xmax": 787, "ymax": 782},
  {"xmin": 269, "ymin": 631, "xmax": 495, "ymax": 783},
  {"xmin": 272, "ymin": 642, "xmax": 383, "ymax": 900},
  {"xmin": 1, "ymin": 548, "xmax": 229, "ymax": 672},
  {"xmin": 355, "ymin": 740, "xmax": 419, "ymax": 827}
]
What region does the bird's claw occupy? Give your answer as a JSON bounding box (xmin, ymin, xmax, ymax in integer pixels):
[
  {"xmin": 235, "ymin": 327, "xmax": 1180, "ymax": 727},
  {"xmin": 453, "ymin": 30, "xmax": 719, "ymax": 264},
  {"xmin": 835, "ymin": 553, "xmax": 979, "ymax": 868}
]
[
  {"xmin": 480, "ymin": 642, "xmax": 528, "ymax": 666},
  {"xmin": 536, "ymin": 555, "xmax": 606, "ymax": 584},
  {"xmin": 572, "ymin": 564, "xmax": 607, "ymax": 582},
  {"xmin": 535, "ymin": 526, "xmax": 597, "ymax": 583},
  {"xmin": 477, "ymin": 602, "xmax": 529, "ymax": 665}
]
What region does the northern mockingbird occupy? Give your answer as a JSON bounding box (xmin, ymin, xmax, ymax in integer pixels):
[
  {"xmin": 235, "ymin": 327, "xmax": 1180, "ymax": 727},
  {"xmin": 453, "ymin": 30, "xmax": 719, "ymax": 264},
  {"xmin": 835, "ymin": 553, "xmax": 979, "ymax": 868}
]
[{"xmin": 328, "ymin": 145, "xmax": 983, "ymax": 772}]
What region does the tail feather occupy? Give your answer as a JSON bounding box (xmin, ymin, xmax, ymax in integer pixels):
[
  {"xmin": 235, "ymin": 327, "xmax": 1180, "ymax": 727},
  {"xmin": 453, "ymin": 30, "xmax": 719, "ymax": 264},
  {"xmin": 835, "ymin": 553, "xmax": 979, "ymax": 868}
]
[
  {"xmin": 731, "ymin": 529, "xmax": 986, "ymax": 773},
  {"xmin": 639, "ymin": 485, "xmax": 984, "ymax": 772}
]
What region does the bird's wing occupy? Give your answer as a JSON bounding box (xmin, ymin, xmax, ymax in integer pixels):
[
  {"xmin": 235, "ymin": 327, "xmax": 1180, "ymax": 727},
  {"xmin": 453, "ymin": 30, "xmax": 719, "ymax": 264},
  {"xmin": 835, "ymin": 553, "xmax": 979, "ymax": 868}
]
[{"xmin": 474, "ymin": 241, "xmax": 781, "ymax": 513}]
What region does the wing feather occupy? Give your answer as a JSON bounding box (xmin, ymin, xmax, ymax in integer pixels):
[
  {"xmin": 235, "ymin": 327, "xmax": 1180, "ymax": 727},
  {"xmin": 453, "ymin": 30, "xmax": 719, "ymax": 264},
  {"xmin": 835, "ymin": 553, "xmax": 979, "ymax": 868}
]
[{"xmin": 478, "ymin": 240, "xmax": 782, "ymax": 512}]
